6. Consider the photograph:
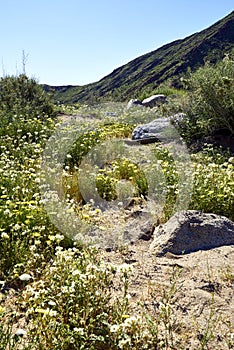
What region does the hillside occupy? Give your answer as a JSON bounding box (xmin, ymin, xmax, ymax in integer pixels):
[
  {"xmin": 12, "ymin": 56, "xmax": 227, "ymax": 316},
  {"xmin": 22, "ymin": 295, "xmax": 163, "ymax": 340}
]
[{"xmin": 44, "ymin": 11, "xmax": 234, "ymax": 104}]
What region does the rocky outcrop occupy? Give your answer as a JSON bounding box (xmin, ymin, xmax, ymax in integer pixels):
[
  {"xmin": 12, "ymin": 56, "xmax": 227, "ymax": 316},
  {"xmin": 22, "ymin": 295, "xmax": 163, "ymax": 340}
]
[
  {"xmin": 132, "ymin": 117, "xmax": 171, "ymax": 142},
  {"xmin": 150, "ymin": 210, "xmax": 234, "ymax": 256}
]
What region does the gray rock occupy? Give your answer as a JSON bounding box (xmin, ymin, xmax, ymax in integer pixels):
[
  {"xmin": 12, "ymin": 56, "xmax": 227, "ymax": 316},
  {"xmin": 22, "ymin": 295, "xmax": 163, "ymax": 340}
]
[
  {"xmin": 150, "ymin": 210, "xmax": 234, "ymax": 256},
  {"xmin": 126, "ymin": 99, "xmax": 143, "ymax": 109},
  {"xmin": 142, "ymin": 94, "xmax": 167, "ymax": 108},
  {"xmin": 124, "ymin": 216, "xmax": 155, "ymax": 242},
  {"xmin": 132, "ymin": 117, "xmax": 171, "ymax": 141}
]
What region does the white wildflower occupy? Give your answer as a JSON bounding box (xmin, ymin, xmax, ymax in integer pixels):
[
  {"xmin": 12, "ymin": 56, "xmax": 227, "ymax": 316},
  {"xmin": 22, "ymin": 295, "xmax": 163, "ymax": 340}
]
[
  {"xmin": 110, "ymin": 324, "xmax": 120, "ymax": 333},
  {"xmin": 13, "ymin": 223, "xmax": 21, "ymax": 230},
  {"xmin": 73, "ymin": 327, "xmax": 84, "ymax": 335},
  {"xmin": 19, "ymin": 273, "xmax": 32, "ymax": 281},
  {"xmin": 14, "ymin": 328, "xmax": 27, "ymax": 337},
  {"xmin": 1, "ymin": 232, "xmax": 9, "ymax": 239}
]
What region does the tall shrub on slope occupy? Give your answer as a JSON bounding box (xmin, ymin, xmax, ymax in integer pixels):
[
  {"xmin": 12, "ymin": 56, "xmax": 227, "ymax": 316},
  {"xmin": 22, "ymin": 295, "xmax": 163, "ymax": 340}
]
[{"xmin": 180, "ymin": 52, "xmax": 234, "ymax": 143}]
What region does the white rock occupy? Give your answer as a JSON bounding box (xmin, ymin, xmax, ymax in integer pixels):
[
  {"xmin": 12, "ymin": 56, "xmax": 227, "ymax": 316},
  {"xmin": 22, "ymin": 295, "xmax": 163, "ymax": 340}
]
[
  {"xmin": 142, "ymin": 94, "xmax": 167, "ymax": 108},
  {"xmin": 126, "ymin": 98, "xmax": 143, "ymax": 109}
]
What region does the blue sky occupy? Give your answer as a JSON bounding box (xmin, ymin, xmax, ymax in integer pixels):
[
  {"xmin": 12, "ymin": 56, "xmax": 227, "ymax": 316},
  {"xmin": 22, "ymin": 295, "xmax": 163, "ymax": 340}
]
[{"xmin": 1, "ymin": 0, "xmax": 233, "ymax": 86}]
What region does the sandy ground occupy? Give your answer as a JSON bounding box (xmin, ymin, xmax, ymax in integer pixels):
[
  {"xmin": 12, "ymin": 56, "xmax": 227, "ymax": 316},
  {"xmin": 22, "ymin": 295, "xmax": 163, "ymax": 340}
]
[{"xmin": 103, "ymin": 239, "xmax": 234, "ymax": 349}]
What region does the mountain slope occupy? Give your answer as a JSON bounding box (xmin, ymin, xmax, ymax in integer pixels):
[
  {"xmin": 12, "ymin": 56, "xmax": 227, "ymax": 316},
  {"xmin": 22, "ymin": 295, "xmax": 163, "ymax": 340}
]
[{"xmin": 46, "ymin": 11, "xmax": 234, "ymax": 104}]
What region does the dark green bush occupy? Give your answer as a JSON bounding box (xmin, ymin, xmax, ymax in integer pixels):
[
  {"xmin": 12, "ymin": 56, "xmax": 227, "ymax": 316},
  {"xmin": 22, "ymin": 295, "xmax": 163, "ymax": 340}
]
[
  {"xmin": 0, "ymin": 74, "xmax": 55, "ymax": 120},
  {"xmin": 179, "ymin": 52, "xmax": 234, "ymax": 143}
]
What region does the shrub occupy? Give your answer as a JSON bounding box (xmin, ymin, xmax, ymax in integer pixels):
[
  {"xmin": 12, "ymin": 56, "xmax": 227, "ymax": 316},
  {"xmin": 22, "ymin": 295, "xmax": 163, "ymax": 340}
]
[
  {"xmin": 0, "ymin": 74, "xmax": 55, "ymax": 121},
  {"xmin": 179, "ymin": 52, "xmax": 234, "ymax": 143}
]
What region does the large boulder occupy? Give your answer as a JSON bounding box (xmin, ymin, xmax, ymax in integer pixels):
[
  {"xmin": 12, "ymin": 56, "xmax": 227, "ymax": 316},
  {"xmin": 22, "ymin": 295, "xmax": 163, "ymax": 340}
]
[
  {"xmin": 142, "ymin": 94, "xmax": 167, "ymax": 108},
  {"xmin": 132, "ymin": 117, "xmax": 171, "ymax": 142},
  {"xmin": 150, "ymin": 210, "xmax": 234, "ymax": 256}
]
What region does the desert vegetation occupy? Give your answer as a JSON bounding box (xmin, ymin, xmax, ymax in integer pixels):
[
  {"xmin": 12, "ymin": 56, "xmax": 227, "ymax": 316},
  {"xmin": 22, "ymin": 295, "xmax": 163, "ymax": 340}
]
[{"xmin": 0, "ymin": 56, "xmax": 233, "ymax": 349}]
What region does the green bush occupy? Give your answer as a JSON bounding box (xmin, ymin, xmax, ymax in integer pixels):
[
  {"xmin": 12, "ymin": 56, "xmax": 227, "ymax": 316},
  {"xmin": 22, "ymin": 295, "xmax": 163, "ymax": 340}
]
[
  {"xmin": 190, "ymin": 148, "xmax": 234, "ymax": 221},
  {"xmin": 0, "ymin": 74, "xmax": 55, "ymax": 121},
  {"xmin": 96, "ymin": 158, "xmax": 148, "ymax": 202},
  {"xmin": 179, "ymin": 52, "xmax": 234, "ymax": 143}
]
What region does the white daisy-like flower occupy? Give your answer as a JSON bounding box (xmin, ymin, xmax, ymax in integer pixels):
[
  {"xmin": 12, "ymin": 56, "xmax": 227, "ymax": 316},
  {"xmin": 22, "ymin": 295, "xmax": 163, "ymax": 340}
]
[
  {"xmin": 19, "ymin": 273, "xmax": 32, "ymax": 281},
  {"xmin": 15, "ymin": 328, "xmax": 27, "ymax": 337}
]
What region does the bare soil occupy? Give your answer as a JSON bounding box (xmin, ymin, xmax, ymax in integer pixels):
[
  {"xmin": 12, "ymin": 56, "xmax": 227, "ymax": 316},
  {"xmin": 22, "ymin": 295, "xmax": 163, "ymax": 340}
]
[{"xmin": 103, "ymin": 239, "xmax": 234, "ymax": 349}]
